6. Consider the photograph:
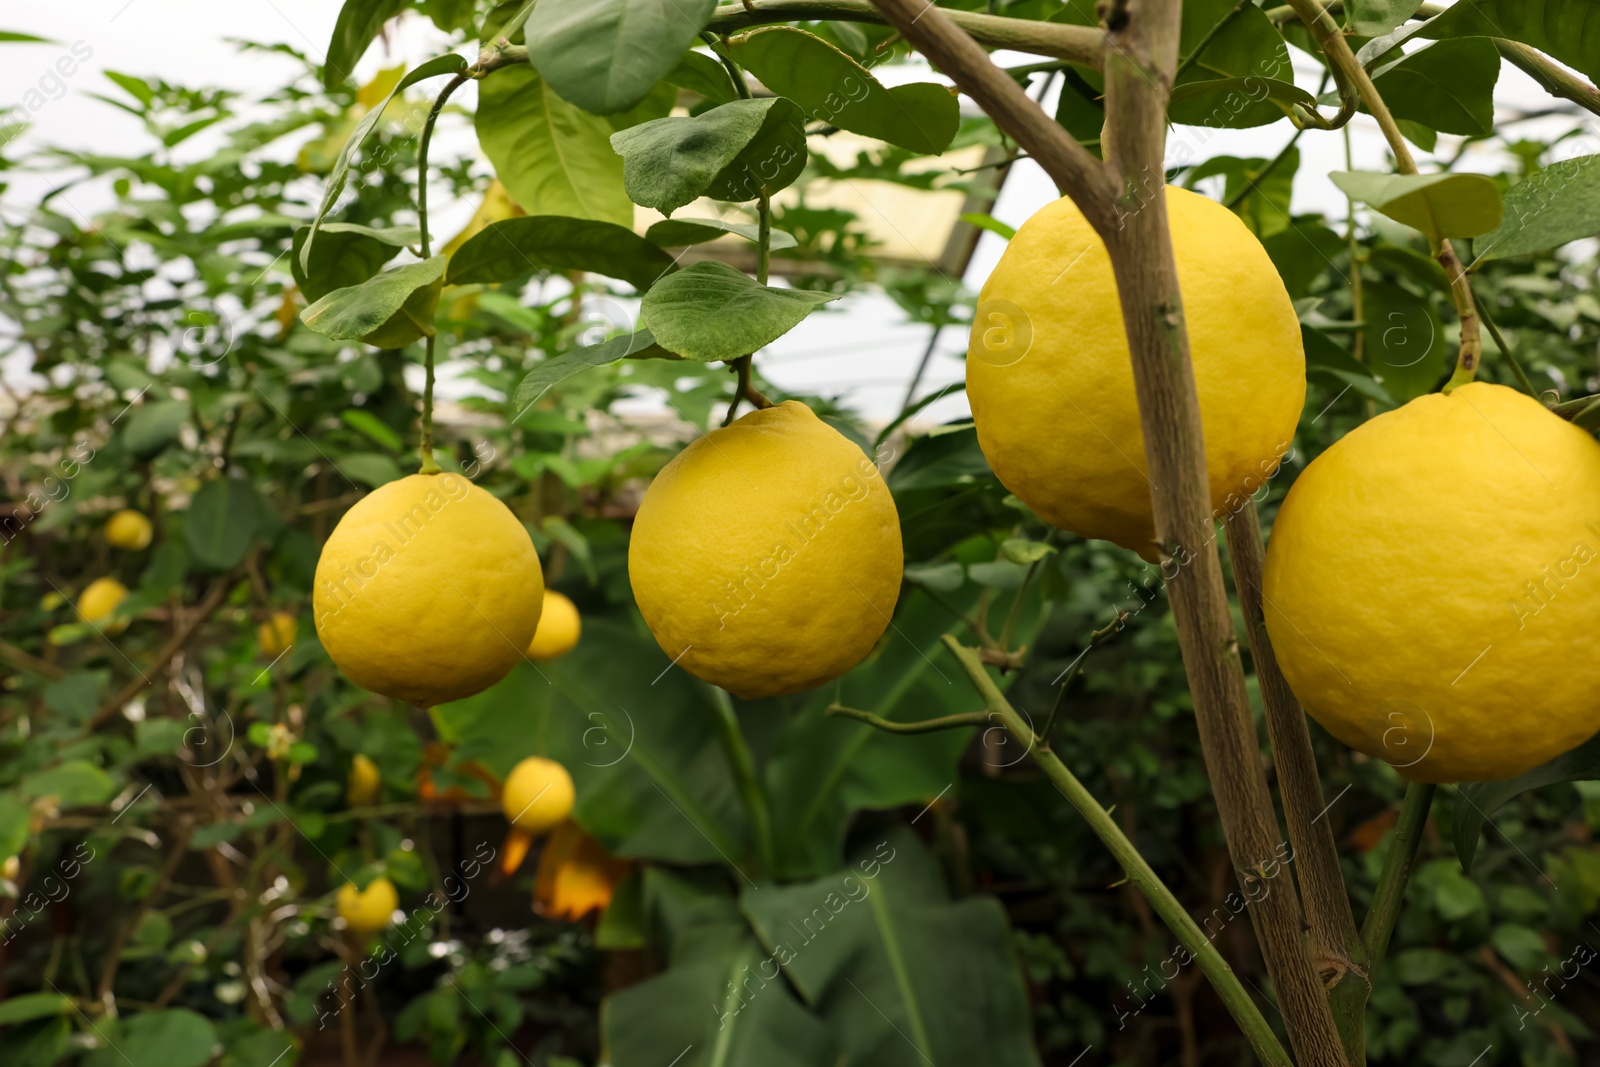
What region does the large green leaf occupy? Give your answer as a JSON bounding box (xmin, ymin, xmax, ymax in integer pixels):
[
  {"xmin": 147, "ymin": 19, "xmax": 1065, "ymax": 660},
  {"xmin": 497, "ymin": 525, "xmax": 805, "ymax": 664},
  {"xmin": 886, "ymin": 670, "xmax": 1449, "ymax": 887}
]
[
  {"xmin": 1330, "ymin": 170, "xmax": 1502, "ymax": 242},
  {"xmin": 665, "ymin": 50, "xmax": 739, "ymax": 105},
  {"xmin": 0, "ymin": 995, "xmax": 73, "ymax": 1027},
  {"xmin": 511, "ymin": 330, "xmax": 672, "ymax": 412},
  {"xmin": 83, "ymin": 1010, "xmax": 216, "ymax": 1067},
  {"xmin": 291, "ymin": 222, "xmax": 417, "ymax": 303},
  {"xmin": 184, "ymin": 478, "xmax": 264, "ymax": 570},
  {"xmin": 1180, "ymin": 1, "xmax": 1292, "ymax": 84},
  {"xmin": 22, "ymin": 760, "xmax": 115, "ymax": 808},
  {"xmin": 1168, "ymin": 76, "xmax": 1315, "ymax": 128},
  {"xmin": 300, "ymin": 255, "xmax": 447, "ymax": 346},
  {"xmin": 525, "ymin": 0, "xmax": 717, "ymax": 115},
  {"xmin": 1418, "ymin": 0, "xmax": 1600, "ymax": 83},
  {"xmin": 1371, "ymin": 38, "xmax": 1500, "ymax": 136},
  {"xmin": 1346, "ymin": 0, "xmax": 1426, "ymax": 35},
  {"xmin": 122, "ymin": 399, "xmax": 190, "ymax": 459},
  {"xmin": 610, "ymin": 97, "xmax": 807, "ymax": 215},
  {"xmin": 641, "ymin": 261, "xmax": 838, "ymax": 363},
  {"xmin": 1455, "ymin": 730, "xmax": 1600, "ymax": 873},
  {"xmin": 475, "ymin": 65, "xmax": 631, "ymax": 227},
  {"xmin": 322, "ymin": 0, "xmax": 409, "ymax": 88},
  {"xmin": 742, "ymin": 830, "xmax": 1040, "ymax": 1067},
  {"xmin": 1473, "ymin": 155, "xmax": 1600, "ymax": 265},
  {"xmin": 445, "ymin": 216, "xmax": 676, "ymax": 290},
  {"xmin": 0, "ymin": 795, "xmax": 29, "ymax": 859},
  {"xmin": 1362, "ymin": 282, "xmax": 1447, "ymax": 403},
  {"xmin": 646, "ymin": 217, "xmax": 799, "ymax": 251},
  {"xmin": 726, "ymin": 27, "xmax": 958, "ymax": 154}
]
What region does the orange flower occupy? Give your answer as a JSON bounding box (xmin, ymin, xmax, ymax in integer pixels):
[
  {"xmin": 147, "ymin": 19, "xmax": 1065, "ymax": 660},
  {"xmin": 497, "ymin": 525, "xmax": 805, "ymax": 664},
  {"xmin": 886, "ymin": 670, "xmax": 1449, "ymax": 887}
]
[{"xmin": 532, "ymin": 822, "xmax": 629, "ymax": 921}]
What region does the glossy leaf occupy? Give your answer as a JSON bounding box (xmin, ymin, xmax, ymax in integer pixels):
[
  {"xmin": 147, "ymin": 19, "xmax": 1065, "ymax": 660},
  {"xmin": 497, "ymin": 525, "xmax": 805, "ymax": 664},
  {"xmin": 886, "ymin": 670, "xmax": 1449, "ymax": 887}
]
[
  {"xmin": 666, "ymin": 49, "xmax": 739, "ymax": 105},
  {"xmin": 1372, "ymin": 38, "xmax": 1500, "ymax": 136},
  {"xmin": 726, "ymin": 27, "xmax": 959, "ymax": 154},
  {"xmin": 291, "ymin": 222, "xmax": 417, "ymax": 303},
  {"xmin": 184, "ymin": 478, "xmax": 263, "ymax": 570},
  {"xmin": 512, "ymin": 330, "xmax": 671, "ymax": 412},
  {"xmin": 525, "ymin": 0, "xmax": 717, "ymax": 115},
  {"xmin": 610, "ymin": 97, "xmax": 807, "ymax": 215},
  {"xmin": 646, "ymin": 216, "xmax": 798, "ymax": 251},
  {"xmin": 1456, "ymin": 730, "xmax": 1600, "ymax": 872},
  {"xmin": 1180, "ymin": 2, "xmax": 1293, "ymax": 84},
  {"xmin": 1418, "ymin": 0, "xmax": 1600, "ymax": 83},
  {"xmin": 322, "ymin": 0, "xmax": 408, "ymax": 89},
  {"xmin": 1473, "ymin": 155, "xmax": 1600, "ymax": 265},
  {"xmin": 1169, "ymin": 76, "xmax": 1315, "ymax": 129},
  {"xmin": 446, "ymin": 216, "xmax": 676, "ymax": 290},
  {"xmin": 641, "ymin": 261, "xmax": 838, "ymax": 363},
  {"xmin": 1362, "ymin": 282, "xmax": 1447, "ymax": 403},
  {"xmin": 475, "ymin": 65, "xmax": 631, "ymax": 227},
  {"xmin": 1330, "ymin": 170, "xmax": 1502, "ymax": 242},
  {"xmin": 301, "ymin": 255, "xmax": 447, "ymax": 344},
  {"xmin": 1346, "ymin": 0, "xmax": 1426, "ymax": 36}
]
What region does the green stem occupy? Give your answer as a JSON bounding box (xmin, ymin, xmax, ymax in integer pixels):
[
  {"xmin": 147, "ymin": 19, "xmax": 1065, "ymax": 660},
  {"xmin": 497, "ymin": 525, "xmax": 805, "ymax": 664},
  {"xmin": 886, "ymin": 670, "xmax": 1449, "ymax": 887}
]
[
  {"xmin": 939, "ymin": 636, "xmax": 1294, "ymax": 1067},
  {"xmin": 1360, "ymin": 781, "xmax": 1436, "ymax": 970},
  {"xmin": 826, "ymin": 704, "xmax": 989, "ymax": 734},
  {"xmin": 420, "ymin": 334, "xmax": 440, "ymax": 474},
  {"xmin": 718, "ymin": 44, "xmax": 774, "ymax": 427},
  {"xmin": 707, "ymin": 686, "xmax": 775, "ymax": 877},
  {"xmin": 414, "ymin": 75, "xmax": 465, "ymax": 476},
  {"xmin": 1471, "ymin": 282, "xmax": 1539, "ymax": 397}
]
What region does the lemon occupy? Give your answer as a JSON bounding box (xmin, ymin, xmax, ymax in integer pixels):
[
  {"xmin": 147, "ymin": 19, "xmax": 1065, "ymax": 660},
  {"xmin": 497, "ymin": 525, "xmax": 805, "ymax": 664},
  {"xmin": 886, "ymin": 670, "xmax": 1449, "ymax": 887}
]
[
  {"xmin": 257, "ymin": 611, "xmax": 297, "ymax": 658},
  {"xmin": 313, "ymin": 473, "xmax": 544, "ymax": 707},
  {"xmin": 628, "ymin": 401, "xmax": 902, "ymax": 699},
  {"xmin": 1263, "ymin": 382, "xmax": 1600, "ymax": 783},
  {"xmin": 346, "ymin": 754, "xmax": 381, "ymax": 807},
  {"xmin": 967, "ymin": 186, "xmax": 1305, "ymax": 560},
  {"xmin": 501, "ymin": 756, "xmax": 575, "ymax": 834},
  {"xmin": 78, "ymin": 578, "xmax": 130, "ymax": 634},
  {"xmin": 105, "ymin": 510, "xmax": 152, "ymax": 551},
  {"xmin": 527, "ymin": 590, "xmax": 581, "ymax": 661},
  {"xmin": 336, "ymin": 876, "xmax": 398, "ymax": 936}
]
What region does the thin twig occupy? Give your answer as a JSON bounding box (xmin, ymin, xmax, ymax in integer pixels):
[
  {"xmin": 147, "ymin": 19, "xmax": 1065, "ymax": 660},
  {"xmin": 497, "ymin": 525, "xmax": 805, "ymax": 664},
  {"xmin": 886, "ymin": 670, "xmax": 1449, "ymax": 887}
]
[
  {"xmin": 1361, "ymin": 781, "xmax": 1436, "ymax": 970},
  {"xmin": 826, "ymin": 704, "xmax": 990, "ymax": 734}
]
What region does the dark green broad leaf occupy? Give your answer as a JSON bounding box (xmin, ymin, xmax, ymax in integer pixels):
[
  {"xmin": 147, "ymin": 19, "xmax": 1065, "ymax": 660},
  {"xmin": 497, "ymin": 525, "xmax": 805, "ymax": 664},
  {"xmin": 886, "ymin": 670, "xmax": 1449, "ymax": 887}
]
[
  {"xmin": 1331, "ymin": 170, "xmax": 1502, "ymax": 242},
  {"xmin": 301, "ymin": 255, "xmax": 447, "ymax": 346},
  {"xmin": 666, "ymin": 49, "xmax": 739, "ymax": 105},
  {"xmin": 1180, "ymin": 1, "xmax": 1292, "ymax": 84},
  {"xmin": 0, "ymin": 994, "xmax": 73, "ymax": 1027},
  {"xmin": 1169, "ymin": 77, "xmax": 1315, "ymax": 129},
  {"xmin": 123, "ymin": 399, "xmax": 190, "ymax": 459},
  {"xmin": 446, "ymin": 216, "xmax": 676, "ymax": 290},
  {"xmin": 1362, "ymin": 282, "xmax": 1447, "ymax": 402},
  {"xmin": 303, "ymin": 53, "xmax": 469, "ymax": 271},
  {"xmin": 1456, "ymin": 730, "xmax": 1600, "ymax": 872},
  {"xmin": 525, "ymin": 0, "xmax": 718, "ymax": 115},
  {"xmin": 646, "ymin": 217, "xmax": 799, "ymax": 251},
  {"xmin": 1371, "ymin": 38, "xmax": 1500, "ymax": 136},
  {"xmin": 1170, "ymin": 3, "xmax": 1309, "ymax": 127},
  {"xmin": 610, "ymin": 97, "xmax": 807, "ymax": 215},
  {"xmin": 1186, "ymin": 151, "xmax": 1300, "ymax": 238},
  {"xmin": 290, "ymin": 222, "xmax": 417, "ymax": 303},
  {"xmin": 476, "ymin": 65, "xmax": 632, "ymax": 227},
  {"xmin": 641, "ymin": 261, "xmax": 838, "ymax": 363},
  {"xmin": 184, "ymin": 478, "xmax": 264, "ymax": 571},
  {"xmin": 322, "ymin": 0, "xmax": 409, "ymax": 88},
  {"xmin": 1473, "ymin": 155, "xmax": 1600, "ymax": 265},
  {"xmin": 22, "ymin": 760, "xmax": 115, "ymax": 808},
  {"xmin": 1418, "ymin": 0, "xmax": 1600, "ymax": 83},
  {"xmin": 742, "ymin": 829, "xmax": 1038, "ymax": 1067},
  {"xmin": 82, "ymin": 1010, "xmax": 216, "ymax": 1067},
  {"xmin": 480, "ymin": 0, "xmax": 533, "ymax": 43},
  {"xmin": 726, "ymin": 27, "xmax": 959, "ymax": 154},
  {"xmin": 1054, "ymin": 67, "xmax": 1104, "ymax": 155},
  {"xmin": 0, "ymin": 794, "xmax": 29, "ymax": 859},
  {"xmin": 1346, "ymin": 0, "xmax": 1426, "ymax": 36},
  {"xmin": 512, "ymin": 330, "xmax": 672, "ymax": 412}
]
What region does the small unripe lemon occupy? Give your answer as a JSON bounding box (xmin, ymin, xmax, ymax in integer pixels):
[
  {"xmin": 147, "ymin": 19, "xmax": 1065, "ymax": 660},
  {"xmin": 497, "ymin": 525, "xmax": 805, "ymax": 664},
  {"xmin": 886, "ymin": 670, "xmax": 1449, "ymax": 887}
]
[
  {"xmin": 105, "ymin": 510, "xmax": 153, "ymax": 551},
  {"xmin": 346, "ymin": 754, "xmax": 381, "ymax": 806},
  {"xmin": 336, "ymin": 877, "xmax": 398, "ymax": 936},
  {"xmin": 258, "ymin": 612, "xmax": 297, "ymax": 657},
  {"xmin": 527, "ymin": 590, "xmax": 580, "ymax": 661},
  {"xmin": 78, "ymin": 578, "xmax": 130, "ymax": 634},
  {"xmin": 501, "ymin": 756, "xmax": 574, "ymax": 835}
]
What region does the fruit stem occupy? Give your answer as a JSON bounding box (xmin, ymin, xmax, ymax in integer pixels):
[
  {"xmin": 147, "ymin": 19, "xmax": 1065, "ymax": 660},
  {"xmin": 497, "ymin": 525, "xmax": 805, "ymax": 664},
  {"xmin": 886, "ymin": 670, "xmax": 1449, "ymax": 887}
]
[
  {"xmin": 420, "ymin": 334, "xmax": 441, "ymax": 474},
  {"xmin": 415, "ymin": 75, "xmax": 465, "ymax": 476},
  {"xmin": 939, "ymin": 635, "xmax": 1295, "ymax": 1067},
  {"xmin": 1470, "ymin": 281, "xmax": 1540, "ymax": 398},
  {"xmin": 706, "ymin": 685, "xmax": 776, "ymax": 877},
  {"xmin": 720, "ymin": 83, "xmax": 777, "ymax": 426},
  {"xmin": 1360, "ymin": 780, "xmax": 1436, "ymax": 971}
]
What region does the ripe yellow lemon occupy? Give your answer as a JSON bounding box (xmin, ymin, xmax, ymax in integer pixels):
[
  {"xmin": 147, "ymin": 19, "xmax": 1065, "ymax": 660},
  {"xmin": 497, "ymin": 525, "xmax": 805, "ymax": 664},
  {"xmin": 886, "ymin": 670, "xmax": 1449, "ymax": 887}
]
[
  {"xmin": 527, "ymin": 590, "xmax": 581, "ymax": 661},
  {"xmin": 78, "ymin": 578, "xmax": 130, "ymax": 633},
  {"xmin": 967, "ymin": 186, "xmax": 1304, "ymax": 560},
  {"xmin": 313, "ymin": 473, "xmax": 544, "ymax": 707},
  {"xmin": 1263, "ymin": 382, "xmax": 1600, "ymax": 783},
  {"xmin": 628, "ymin": 401, "xmax": 903, "ymax": 699},
  {"xmin": 346, "ymin": 754, "xmax": 381, "ymax": 807},
  {"xmin": 501, "ymin": 756, "xmax": 574, "ymax": 834},
  {"xmin": 336, "ymin": 876, "xmax": 398, "ymax": 936},
  {"xmin": 105, "ymin": 510, "xmax": 152, "ymax": 551},
  {"xmin": 258, "ymin": 611, "xmax": 297, "ymax": 657}
]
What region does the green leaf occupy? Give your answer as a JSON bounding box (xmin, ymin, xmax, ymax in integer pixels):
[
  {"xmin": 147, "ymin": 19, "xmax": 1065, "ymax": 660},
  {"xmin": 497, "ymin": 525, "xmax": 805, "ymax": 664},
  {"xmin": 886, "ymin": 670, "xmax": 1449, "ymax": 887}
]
[
  {"xmin": 83, "ymin": 1010, "xmax": 216, "ymax": 1067},
  {"xmin": 476, "ymin": 65, "xmax": 632, "ymax": 227},
  {"xmin": 1371, "ymin": 38, "xmax": 1500, "ymax": 136},
  {"xmin": 1362, "ymin": 282, "xmax": 1446, "ymax": 403},
  {"xmin": 665, "ymin": 49, "xmax": 739, "ymax": 104},
  {"xmin": 1418, "ymin": 0, "xmax": 1600, "ymax": 83},
  {"xmin": 322, "ymin": 0, "xmax": 409, "ymax": 88},
  {"xmin": 0, "ymin": 31, "xmax": 54, "ymax": 44},
  {"xmin": 646, "ymin": 217, "xmax": 799, "ymax": 251},
  {"xmin": 642, "ymin": 262, "xmax": 837, "ymax": 363},
  {"xmin": 1346, "ymin": 0, "xmax": 1425, "ymax": 37},
  {"xmin": 22, "ymin": 760, "xmax": 115, "ymax": 808},
  {"xmin": 0, "ymin": 795, "xmax": 30, "ymax": 859},
  {"xmin": 1455, "ymin": 730, "xmax": 1600, "ymax": 872},
  {"xmin": 43, "ymin": 672, "xmax": 104, "ymax": 725},
  {"xmin": 184, "ymin": 478, "xmax": 264, "ymax": 570},
  {"xmin": 291, "ymin": 223, "xmax": 417, "ymax": 303},
  {"xmin": 1392, "ymin": 947, "xmax": 1456, "ymax": 985},
  {"xmin": 303, "ymin": 53, "xmax": 470, "ymax": 272},
  {"xmin": 446, "ymin": 216, "xmax": 676, "ymax": 290},
  {"xmin": 726, "ymin": 27, "xmax": 959, "ymax": 154},
  {"xmin": 1181, "ymin": 2, "xmax": 1292, "ymax": 84},
  {"xmin": 525, "ymin": 0, "xmax": 718, "ymax": 115},
  {"xmin": 1490, "ymin": 923, "xmax": 1551, "ymax": 971},
  {"xmin": 1186, "ymin": 152, "xmax": 1300, "ymax": 238},
  {"xmin": 610, "ymin": 97, "xmax": 807, "ymax": 215},
  {"xmin": 1432, "ymin": 864, "xmax": 1487, "ymax": 921},
  {"xmin": 0, "ymin": 995, "xmax": 73, "ymax": 1026},
  {"xmin": 220, "ymin": 1027, "xmax": 299, "ymax": 1067},
  {"xmin": 135, "ymin": 718, "xmax": 188, "ymax": 758},
  {"xmin": 999, "ymin": 537, "xmax": 1055, "ymax": 564},
  {"xmin": 301, "ymin": 255, "xmax": 448, "ymax": 345},
  {"xmin": 1473, "ymin": 155, "xmax": 1600, "ymax": 265},
  {"xmin": 902, "ymin": 562, "xmax": 964, "ymax": 593},
  {"xmin": 1168, "ymin": 77, "xmax": 1315, "ymax": 129},
  {"xmin": 123, "ymin": 399, "xmax": 190, "ymax": 459},
  {"xmin": 340, "ymin": 409, "xmax": 403, "ymax": 452},
  {"xmin": 512, "ymin": 330, "xmax": 670, "ymax": 411},
  {"xmin": 1330, "ymin": 170, "xmax": 1502, "ymax": 242}
]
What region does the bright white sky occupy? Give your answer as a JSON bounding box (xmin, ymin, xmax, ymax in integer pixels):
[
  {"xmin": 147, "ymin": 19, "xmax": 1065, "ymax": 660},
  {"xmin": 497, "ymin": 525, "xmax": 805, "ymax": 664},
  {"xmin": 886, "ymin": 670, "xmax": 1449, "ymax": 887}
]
[{"xmin": 0, "ymin": 1, "xmax": 1578, "ymax": 425}]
